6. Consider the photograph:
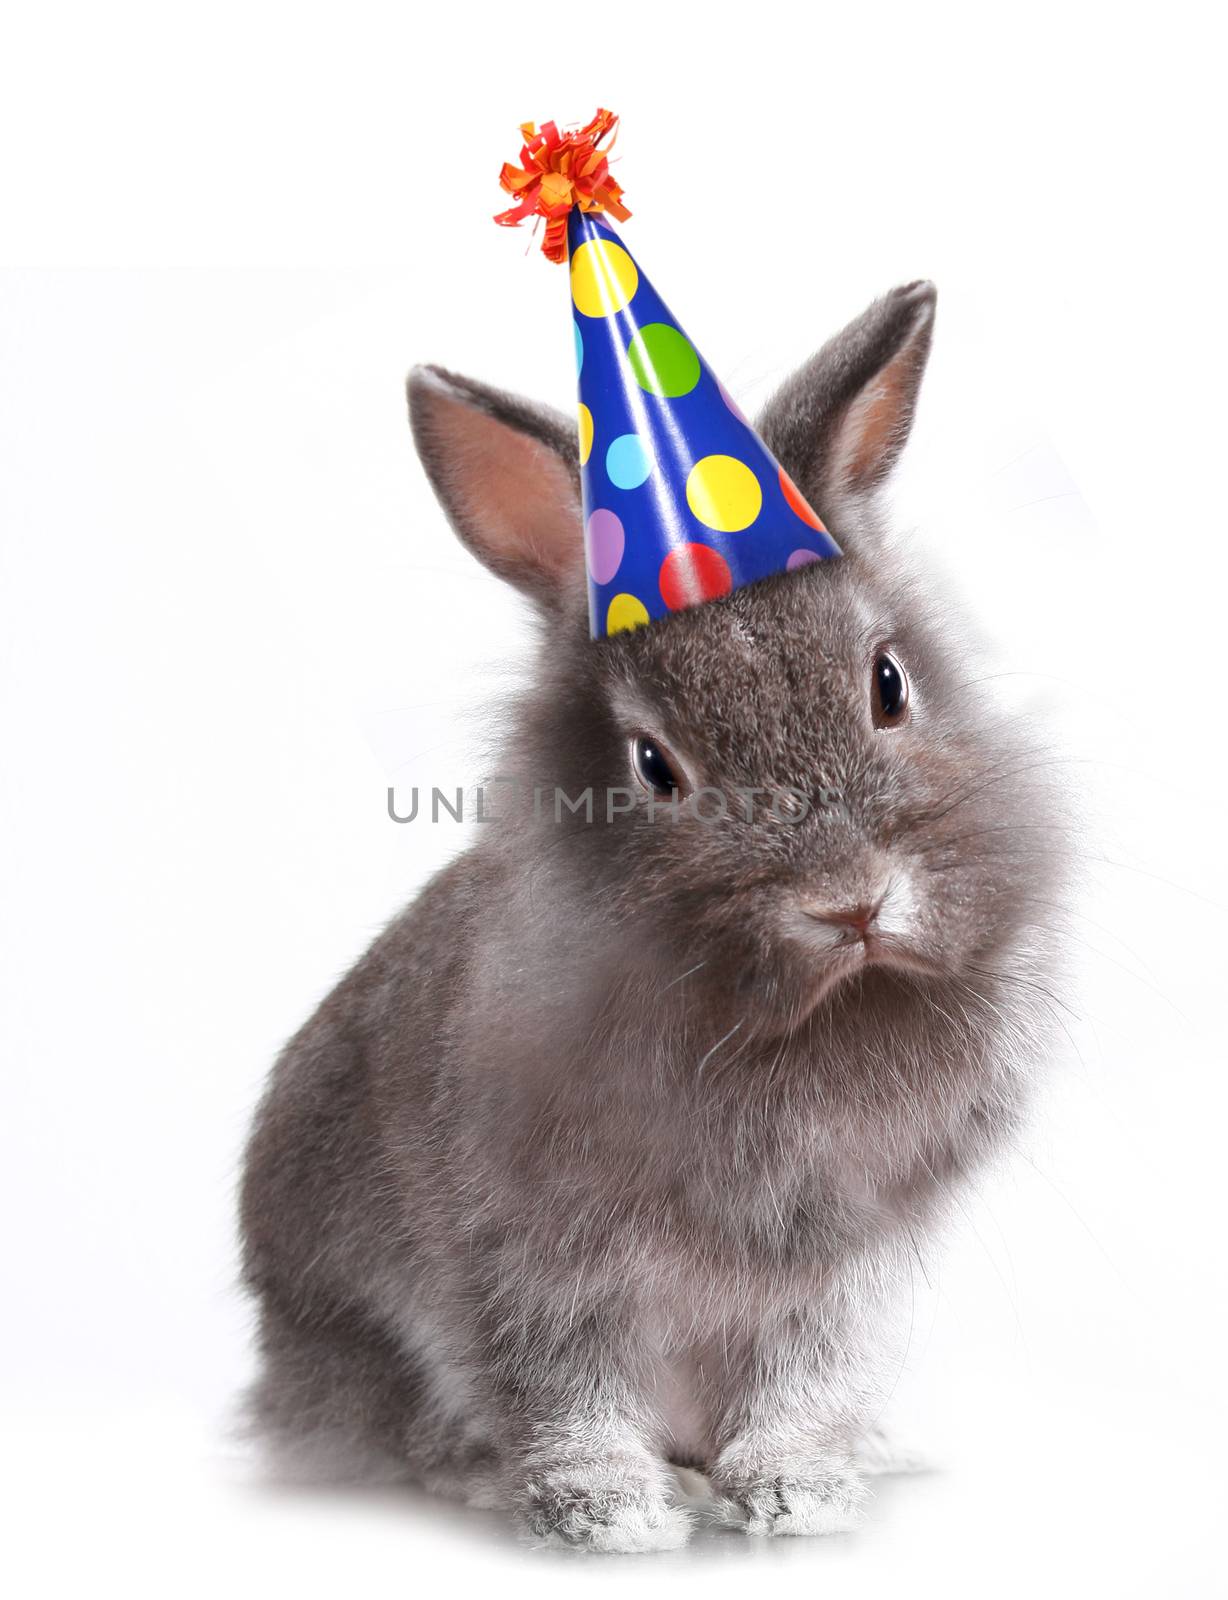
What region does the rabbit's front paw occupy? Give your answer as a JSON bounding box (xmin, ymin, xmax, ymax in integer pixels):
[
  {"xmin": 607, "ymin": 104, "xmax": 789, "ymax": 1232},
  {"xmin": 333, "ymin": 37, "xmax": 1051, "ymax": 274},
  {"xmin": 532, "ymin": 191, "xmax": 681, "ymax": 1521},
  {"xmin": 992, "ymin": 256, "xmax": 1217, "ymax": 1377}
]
[
  {"xmin": 713, "ymin": 1463, "xmax": 867, "ymax": 1537},
  {"xmin": 520, "ymin": 1459, "xmax": 691, "ymax": 1552}
]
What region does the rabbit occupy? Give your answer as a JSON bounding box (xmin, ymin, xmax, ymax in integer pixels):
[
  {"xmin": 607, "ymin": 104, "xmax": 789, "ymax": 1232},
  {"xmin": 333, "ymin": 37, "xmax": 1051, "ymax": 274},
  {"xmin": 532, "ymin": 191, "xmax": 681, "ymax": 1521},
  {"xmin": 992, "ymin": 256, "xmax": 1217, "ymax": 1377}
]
[{"xmin": 239, "ymin": 280, "xmax": 1069, "ymax": 1551}]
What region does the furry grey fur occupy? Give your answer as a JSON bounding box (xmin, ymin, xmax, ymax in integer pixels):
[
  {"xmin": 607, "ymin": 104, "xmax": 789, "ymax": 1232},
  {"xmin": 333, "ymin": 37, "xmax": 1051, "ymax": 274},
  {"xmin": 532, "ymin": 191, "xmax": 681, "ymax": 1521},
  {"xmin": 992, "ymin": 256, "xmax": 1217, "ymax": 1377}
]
[{"xmin": 239, "ymin": 281, "xmax": 1068, "ymax": 1551}]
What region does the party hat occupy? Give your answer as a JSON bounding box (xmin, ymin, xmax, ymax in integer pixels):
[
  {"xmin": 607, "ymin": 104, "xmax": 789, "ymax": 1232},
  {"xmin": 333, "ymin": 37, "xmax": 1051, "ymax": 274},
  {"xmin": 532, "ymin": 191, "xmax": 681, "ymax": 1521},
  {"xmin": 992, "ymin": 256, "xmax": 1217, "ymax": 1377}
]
[{"xmin": 495, "ymin": 111, "xmax": 841, "ymax": 639}]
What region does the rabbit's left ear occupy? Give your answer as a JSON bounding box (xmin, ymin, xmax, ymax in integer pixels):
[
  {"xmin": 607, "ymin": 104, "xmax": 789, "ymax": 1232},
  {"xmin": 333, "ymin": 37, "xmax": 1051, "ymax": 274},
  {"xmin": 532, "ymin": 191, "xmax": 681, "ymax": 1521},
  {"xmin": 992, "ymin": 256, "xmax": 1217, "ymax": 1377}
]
[
  {"xmin": 758, "ymin": 281, "xmax": 936, "ymax": 520},
  {"xmin": 407, "ymin": 364, "xmax": 585, "ymax": 611}
]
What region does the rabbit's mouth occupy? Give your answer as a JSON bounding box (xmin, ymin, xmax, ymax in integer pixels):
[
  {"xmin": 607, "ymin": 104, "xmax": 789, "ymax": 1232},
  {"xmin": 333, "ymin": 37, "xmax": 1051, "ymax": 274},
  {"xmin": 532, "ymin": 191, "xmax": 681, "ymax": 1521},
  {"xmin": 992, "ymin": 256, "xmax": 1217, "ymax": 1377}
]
[
  {"xmin": 794, "ymin": 931, "xmax": 948, "ymax": 1012},
  {"xmin": 787, "ymin": 870, "xmax": 951, "ymax": 1003}
]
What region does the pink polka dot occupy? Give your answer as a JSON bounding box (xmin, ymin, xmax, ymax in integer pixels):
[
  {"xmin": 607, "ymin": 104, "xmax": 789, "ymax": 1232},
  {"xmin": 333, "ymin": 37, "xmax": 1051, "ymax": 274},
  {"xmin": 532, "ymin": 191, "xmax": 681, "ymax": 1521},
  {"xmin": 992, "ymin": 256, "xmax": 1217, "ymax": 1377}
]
[
  {"xmin": 786, "ymin": 548, "xmax": 822, "ymax": 570},
  {"xmin": 717, "ymin": 380, "xmax": 748, "ymax": 422},
  {"xmin": 586, "ymin": 509, "xmax": 625, "ymax": 585}
]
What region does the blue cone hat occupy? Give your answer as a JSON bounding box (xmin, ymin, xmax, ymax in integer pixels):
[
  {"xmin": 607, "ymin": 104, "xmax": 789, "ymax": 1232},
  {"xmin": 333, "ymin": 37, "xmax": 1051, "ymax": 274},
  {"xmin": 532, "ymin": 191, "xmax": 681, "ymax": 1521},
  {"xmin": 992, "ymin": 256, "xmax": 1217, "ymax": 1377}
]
[
  {"xmin": 495, "ymin": 112, "xmax": 841, "ymax": 639},
  {"xmin": 569, "ymin": 211, "xmax": 840, "ymax": 638}
]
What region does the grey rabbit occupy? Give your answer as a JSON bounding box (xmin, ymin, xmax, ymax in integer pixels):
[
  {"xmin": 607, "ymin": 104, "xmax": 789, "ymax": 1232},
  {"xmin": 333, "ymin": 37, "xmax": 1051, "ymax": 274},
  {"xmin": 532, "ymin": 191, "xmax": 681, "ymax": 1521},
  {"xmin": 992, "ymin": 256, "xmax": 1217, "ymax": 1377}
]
[{"xmin": 240, "ymin": 280, "xmax": 1068, "ymax": 1550}]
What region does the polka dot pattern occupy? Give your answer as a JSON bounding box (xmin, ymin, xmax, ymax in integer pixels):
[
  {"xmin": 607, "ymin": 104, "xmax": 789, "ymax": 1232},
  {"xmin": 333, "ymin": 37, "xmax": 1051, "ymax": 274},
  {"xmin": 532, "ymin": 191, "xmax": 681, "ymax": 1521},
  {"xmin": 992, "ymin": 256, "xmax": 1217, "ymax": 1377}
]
[
  {"xmin": 571, "ymin": 238, "xmax": 639, "ymax": 318},
  {"xmin": 686, "ymin": 455, "xmax": 762, "ymax": 533},
  {"xmin": 627, "ymin": 323, "xmax": 701, "ymax": 397},
  {"xmin": 659, "ymin": 543, "xmax": 733, "ymax": 611},
  {"xmin": 607, "ymin": 592, "xmax": 650, "ymax": 634},
  {"xmin": 779, "ymin": 467, "xmax": 827, "ymax": 531},
  {"xmin": 566, "ymin": 209, "xmax": 842, "ymax": 639},
  {"xmin": 586, "ymin": 509, "xmax": 625, "ymax": 585},
  {"xmin": 717, "ymin": 380, "xmax": 748, "ymax": 422},
  {"xmin": 606, "ymin": 433, "xmax": 654, "ymax": 489}
]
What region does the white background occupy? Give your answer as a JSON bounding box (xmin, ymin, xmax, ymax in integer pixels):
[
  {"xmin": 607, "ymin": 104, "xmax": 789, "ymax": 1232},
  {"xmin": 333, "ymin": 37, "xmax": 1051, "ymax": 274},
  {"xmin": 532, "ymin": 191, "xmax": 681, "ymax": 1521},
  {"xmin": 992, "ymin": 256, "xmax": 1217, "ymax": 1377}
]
[{"xmin": 3, "ymin": 3, "xmax": 1226, "ymax": 1595}]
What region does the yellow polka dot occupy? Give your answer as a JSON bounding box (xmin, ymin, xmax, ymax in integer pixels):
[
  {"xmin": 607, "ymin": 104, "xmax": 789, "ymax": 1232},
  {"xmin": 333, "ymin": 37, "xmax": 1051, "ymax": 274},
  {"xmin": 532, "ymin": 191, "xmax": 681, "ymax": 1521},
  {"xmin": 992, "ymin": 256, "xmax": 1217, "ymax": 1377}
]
[
  {"xmin": 577, "ymin": 403, "xmax": 593, "ymax": 465},
  {"xmin": 570, "ymin": 239, "xmax": 639, "ymax": 319},
  {"xmin": 606, "ymin": 592, "xmax": 650, "ymax": 635},
  {"xmin": 685, "ymin": 455, "xmax": 762, "ymax": 533}
]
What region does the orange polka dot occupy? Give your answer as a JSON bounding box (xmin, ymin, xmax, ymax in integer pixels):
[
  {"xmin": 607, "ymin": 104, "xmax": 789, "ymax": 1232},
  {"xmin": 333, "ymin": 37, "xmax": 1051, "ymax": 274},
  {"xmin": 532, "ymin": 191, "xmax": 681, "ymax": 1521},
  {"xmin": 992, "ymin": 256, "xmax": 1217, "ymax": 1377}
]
[{"xmin": 779, "ymin": 467, "xmax": 827, "ymax": 531}]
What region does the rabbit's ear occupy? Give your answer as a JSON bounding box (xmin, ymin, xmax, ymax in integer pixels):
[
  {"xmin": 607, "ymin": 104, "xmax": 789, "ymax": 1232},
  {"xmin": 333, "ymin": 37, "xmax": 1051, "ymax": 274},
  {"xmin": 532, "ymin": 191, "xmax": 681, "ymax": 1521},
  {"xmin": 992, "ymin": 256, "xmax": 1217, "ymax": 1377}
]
[
  {"xmin": 408, "ymin": 364, "xmax": 583, "ymax": 608},
  {"xmin": 758, "ymin": 281, "xmax": 936, "ymax": 524}
]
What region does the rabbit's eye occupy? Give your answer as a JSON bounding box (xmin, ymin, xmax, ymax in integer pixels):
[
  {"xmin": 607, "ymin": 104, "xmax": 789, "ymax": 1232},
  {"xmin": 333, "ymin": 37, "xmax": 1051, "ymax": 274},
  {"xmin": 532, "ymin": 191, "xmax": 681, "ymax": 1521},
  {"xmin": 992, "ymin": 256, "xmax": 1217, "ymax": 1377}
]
[
  {"xmin": 631, "ymin": 735, "xmax": 686, "ymax": 798},
  {"xmin": 872, "ymin": 651, "xmax": 910, "ymax": 728}
]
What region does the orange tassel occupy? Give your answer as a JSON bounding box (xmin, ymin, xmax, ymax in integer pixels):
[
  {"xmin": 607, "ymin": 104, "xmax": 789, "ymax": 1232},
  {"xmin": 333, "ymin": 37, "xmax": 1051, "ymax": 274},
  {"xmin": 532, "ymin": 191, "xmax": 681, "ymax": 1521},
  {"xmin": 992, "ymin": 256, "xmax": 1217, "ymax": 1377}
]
[{"xmin": 494, "ymin": 109, "xmax": 631, "ymax": 263}]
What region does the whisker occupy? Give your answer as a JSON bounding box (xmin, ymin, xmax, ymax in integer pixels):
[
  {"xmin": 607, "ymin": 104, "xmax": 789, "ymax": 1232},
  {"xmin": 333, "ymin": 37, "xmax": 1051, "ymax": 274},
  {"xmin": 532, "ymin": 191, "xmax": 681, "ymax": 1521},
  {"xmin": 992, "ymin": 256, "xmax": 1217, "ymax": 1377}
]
[
  {"xmin": 1086, "ymin": 853, "xmax": 1227, "ymax": 915},
  {"xmin": 1014, "ymin": 895, "xmax": 1163, "ymax": 986},
  {"xmin": 964, "ymin": 962, "xmax": 1081, "ymax": 1024},
  {"xmin": 696, "ymin": 1019, "xmax": 745, "ymax": 1078},
  {"xmin": 907, "ymin": 755, "xmax": 1091, "ymax": 830},
  {"xmin": 661, "ymin": 960, "xmax": 707, "ymax": 992}
]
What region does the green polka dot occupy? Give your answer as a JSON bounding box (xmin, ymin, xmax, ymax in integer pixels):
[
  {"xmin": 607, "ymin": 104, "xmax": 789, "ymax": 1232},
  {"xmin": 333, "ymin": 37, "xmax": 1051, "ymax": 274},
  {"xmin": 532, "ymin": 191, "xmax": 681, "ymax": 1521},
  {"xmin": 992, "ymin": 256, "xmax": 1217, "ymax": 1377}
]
[{"xmin": 627, "ymin": 323, "xmax": 701, "ymax": 398}]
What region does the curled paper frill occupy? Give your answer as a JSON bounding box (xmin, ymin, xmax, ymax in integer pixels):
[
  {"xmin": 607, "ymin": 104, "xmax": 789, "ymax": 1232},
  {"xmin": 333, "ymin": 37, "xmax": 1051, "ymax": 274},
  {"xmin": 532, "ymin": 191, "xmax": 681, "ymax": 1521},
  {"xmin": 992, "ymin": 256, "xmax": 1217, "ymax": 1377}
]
[{"xmin": 494, "ymin": 108, "xmax": 631, "ymax": 263}]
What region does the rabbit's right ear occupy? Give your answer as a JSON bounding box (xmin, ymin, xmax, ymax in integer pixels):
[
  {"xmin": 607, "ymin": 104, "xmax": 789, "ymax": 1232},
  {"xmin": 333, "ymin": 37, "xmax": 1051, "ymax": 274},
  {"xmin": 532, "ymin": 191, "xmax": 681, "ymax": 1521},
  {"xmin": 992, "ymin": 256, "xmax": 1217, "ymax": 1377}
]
[
  {"xmin": 408, "ymin": 365, "xmax": 584, "ymax": 610},
  {"xmin": 756, "ymin": 281, "xmax": 937, "ymax": 536}
]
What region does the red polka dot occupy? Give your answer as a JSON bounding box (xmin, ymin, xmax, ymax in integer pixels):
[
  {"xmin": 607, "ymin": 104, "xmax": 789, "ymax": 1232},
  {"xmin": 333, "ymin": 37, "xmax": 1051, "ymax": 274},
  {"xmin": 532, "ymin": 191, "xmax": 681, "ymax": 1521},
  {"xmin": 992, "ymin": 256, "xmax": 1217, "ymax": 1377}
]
[
  {"xmin": 659, "ymin": 543, "xmax": 733, "ymax": 611},
  {"xmin": 779, "ymin": 467, "xmax": 827, "ymax": 531}
]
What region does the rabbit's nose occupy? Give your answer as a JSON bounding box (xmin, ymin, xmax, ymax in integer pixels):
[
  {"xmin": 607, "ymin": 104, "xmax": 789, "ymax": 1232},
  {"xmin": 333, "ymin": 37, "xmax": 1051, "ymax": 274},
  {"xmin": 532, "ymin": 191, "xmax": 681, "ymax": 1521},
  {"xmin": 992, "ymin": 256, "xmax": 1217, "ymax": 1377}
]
[{"xmin": 803, "ymin": 898, "xmax": 883, "ymax": 943}]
